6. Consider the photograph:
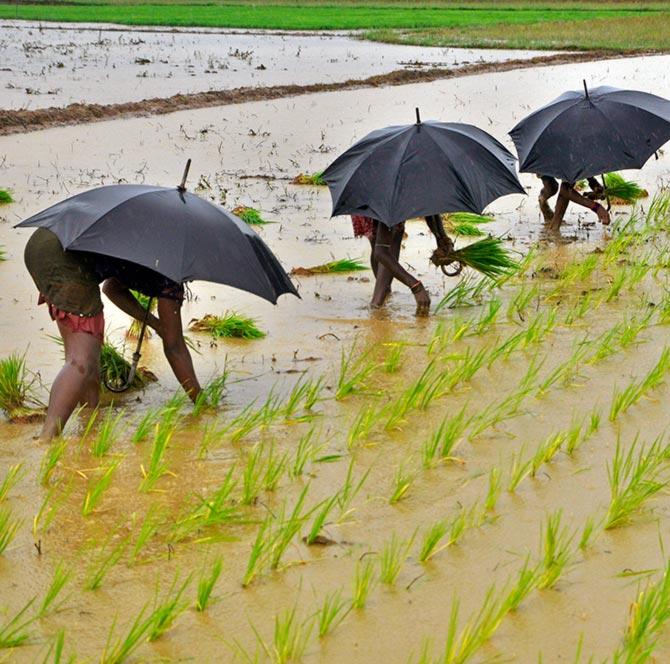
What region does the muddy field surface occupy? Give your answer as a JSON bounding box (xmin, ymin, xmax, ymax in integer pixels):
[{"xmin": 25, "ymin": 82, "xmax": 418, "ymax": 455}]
[
  {"xmin": 0, "ymin": 21, "xmax": 558, "ymax": 111},
  {"xmin": 1, "ymin": 54, "xmax": 670, "ymax": 662}
]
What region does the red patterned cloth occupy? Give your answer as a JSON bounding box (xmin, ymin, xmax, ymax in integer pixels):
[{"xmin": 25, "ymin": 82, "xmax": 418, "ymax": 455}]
[
  {"xmin": 39, "ymin": 294, "xmax": 105, "ymax": 343},
  {"xmin": 351, "ymin": 215, "xmax": 376, "ymax": 241}
]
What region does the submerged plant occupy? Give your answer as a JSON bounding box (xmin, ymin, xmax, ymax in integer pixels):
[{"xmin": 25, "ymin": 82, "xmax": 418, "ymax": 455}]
[{"xmin": 189, "ymin": 312, "xmax": 265, "ymax": 340}]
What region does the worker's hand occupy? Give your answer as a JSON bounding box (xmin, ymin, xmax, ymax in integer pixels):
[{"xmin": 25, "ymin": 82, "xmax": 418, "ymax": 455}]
[
  {"xmin": 414, "ymin": 284, "xmax": 431, "ymax": 317},
  {"xmin": 595, "ymin": 204, "xmax": 611, "ymax": 226}
]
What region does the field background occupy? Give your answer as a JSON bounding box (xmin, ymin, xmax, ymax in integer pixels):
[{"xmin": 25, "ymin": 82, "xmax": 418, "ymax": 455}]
[{"xmin": 0, "ymin": 0, "xmax": 669, "ymax": 52}]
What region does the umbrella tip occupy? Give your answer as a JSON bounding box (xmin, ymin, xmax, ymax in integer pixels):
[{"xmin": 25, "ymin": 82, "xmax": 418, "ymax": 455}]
[
  {"xmin": 178, "ymin": 158, "xmax": 192, "ymax": 192},
  {"xmin": 415, "ymin": 107, "xmax": 421, "ymax": 124},
  {"xmin": 582, "ymin": 79, "xmax": 589, "ymax": 98}
]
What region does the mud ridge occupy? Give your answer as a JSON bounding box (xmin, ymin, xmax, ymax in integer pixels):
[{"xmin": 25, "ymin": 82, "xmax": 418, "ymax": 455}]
[{"xmin": 0, "ymin": 51, "xmax": 630, "ymax": 136}]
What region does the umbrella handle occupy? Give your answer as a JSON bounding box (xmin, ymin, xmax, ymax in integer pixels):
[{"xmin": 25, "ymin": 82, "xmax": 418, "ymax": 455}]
[
  {"xmin": 103, "ymin": 297, "xmax": 154, "ymax": 393},
  {"xmin": 177, "ymin": 159, "xmax": 192, "ymax": 192}
]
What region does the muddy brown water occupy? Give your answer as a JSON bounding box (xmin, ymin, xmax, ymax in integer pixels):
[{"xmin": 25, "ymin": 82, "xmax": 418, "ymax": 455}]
[{"xmin": 1, "ymin": 54, "xmax": 670, "ymax": 662}]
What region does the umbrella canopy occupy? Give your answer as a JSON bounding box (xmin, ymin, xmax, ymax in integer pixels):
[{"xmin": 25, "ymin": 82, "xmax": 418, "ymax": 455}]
[
  {"xmin": 509, "ymin": 83, "xmax": 670, "ymax": 183},
  {"xmin": 16, "ymin": 184, "xmax": 298, "ymax": 304},
  {"xmin": 322, "ymin": 116, "xmax": 525, "ymax": 227}
]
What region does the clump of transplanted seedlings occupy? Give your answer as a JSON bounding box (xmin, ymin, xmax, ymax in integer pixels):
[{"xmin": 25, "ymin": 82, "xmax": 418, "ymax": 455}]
[
  {"xmin": 82, "ymin": 459, "xmax": 122, "ymax": 516},
  {"xmin": 379, "ymin": 533, "xmax": 413, "ymax": 585},
  {"xmin": 389, "ymin": 464, "xmax": 414, "ymax": 504},
  {"xmin": 291, "ymin": 257, "xmax": 368, "ymax": 276},
  {"xmin": 507, "ymin": 447, "xmax": 532, "ymax": 493},
  {"xmin": 0, "ymin": 189, "xmax": 14, "ymax": 204},
  {"xmin": 316, "ymin": 588, "xmax": 351, "ymax": 638},
  {"xmin": 291, "ymin": 171, "xmax": 326, "ymax": 185},
  {"xmin": 383, "ymin": 343, "xmax": 404, "ymax": 373},
  {"xmin": 189, "ymin": 312, "xmax": 266, "ymax": 340},
  {"xmin": 0, "ymin": 353, "xmax": 44, "ymax": 421},
  {"xmin": 304, "ymin": 494, "xmax": 338, "ymax": 546},
  {"xmin": 347, "ymin": 404, "xmax": 377, "ymax": 449},
  {"xmin": 99, "ymin": 339, "xmax": 156, "ymax": 390},
  {"xmin": 538, "ymin": 511, "xmax": 575, "ymax": 589},
  {"xmin": 485, "ymin": 467, "xmax": 502, "ymax": 512},
  {"xmin": 232, "ymin": 205, "xmax": 269, "ymax": 225},
  {"xmin": 335, "ymin": 345, "xmax": 376, "ymax": 400},
  {"xmin": 86, "ymin": 537, "xmax": 128, "ymax": 591},
  {"xmin": 90, "ymin": 408, "xmax": 124, "ymax": 457},
  {"xmin": 612, "ymin": 561, "xmax": 670, "ymax": 662},
  {"xmin": 442, "ymin": 212, "xmax": 495, "ymax": 237},
  {"xmin": 352, "ymin": 557, "xmax": 376, "ymax": 609},
  {"xmin": 418, "ymin": 519, "xmax": 450, "ymax": 562},
  {"xmin": 250, "ymin": 604, "xmax": 314, "ymax": 664},
  {"xmin": 0, "ymin": 506, "xmax": 22, "ymax": 555},
  {"xmin": 262, "ymin": 445, "xmax": 288, "ymax": 492},
  {"xmin": 195, "ymin": 557, "xmax": 223, "ymax": 612},
  {"xmin": 100, "ymin": 602, "xmax": 155, "ymax": 664},
  {"xmin": 130, "ymin": 507, "xmax": 163, "ymax": 565},
  {"xmin": 0, "ymin": 464, "xmax": 24, "ymax": 502},
  {"xmin": 290, "ymin": 426, "xmax": 319, "ymax": 478},
  {"xmin": 605, "ymin": 435, "xmax": 666, "ymax": 529},
  {"xmin": 38, "ymin": 562, "xmax": 72, "ymax": 617},
  {"xmin": 193, "ymin": 371, "xmax": 229, "ymax": 416},
  {"xmin": 149, "ymin": 575, "xmax": 191, "ymax": 641},
  {"xmin": 421, "ymin": 407, "xmax": 469, "ymax": 469},
  {"xmin": 579, "ymin": 515, "xmax": 601, "ymax": 551},
  {"xmin": 0, "ymin": 596, "xmax": 36, "ymax": 649}
]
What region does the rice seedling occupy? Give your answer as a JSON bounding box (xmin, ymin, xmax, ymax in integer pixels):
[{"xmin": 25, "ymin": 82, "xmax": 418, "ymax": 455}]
[
  {"xmin": 290, "ymin": 426, "xmax": 320, "ymax": 477},
  {"xmin": 563, "ymin": 292, "xmax": 596, "ymax": 326},
  {"xmin": 316, "ymin": 588, "xmax": 351, "ymax": 638},
  {"xmin": 33, "ymin": 480, "xmax": 72, "ymax": 539},
  {"xmin": 418, "ymin": 519, "xmax": 449, "ymax": 563},
  {"xmin": 347, "ymin": 403, "xmax": 378, "ymax": 449},
  {"xmin": 40, "ymin": 629, "xmax": 72, "ymax": 664},
  {"xmin": 268, "ymin": 485, "xmax": 311, "ymax": 570},
  {"xmin": 379, "ymin": 533, "xmax": 413, "ymax": 585},
  {"xmin": 442, "ymin": 212, "xmax": 494, "ymax": 237},
  {"xmin": 428, "ymin": 318, "xmax": 472, "ymax": 355},
  {"xmin": 447, "ymin": 347, "xmax": 488, "ymax": 389},
  {"xmin": 619, "ymin": 311, "xmax": 654, "ymax": 348},
  {"xmin": 189, "ymin": 312, "xmax": 265, "ymax": 340},
  {"xmin": 485, "ymin": 467, "xmax": 502, "ymax": 512},
  {"xmin": 139, "ymin": 425, "xmax": 173, "ymax": 493},
  {"xmin": 85, "ymin": 534, "xmax": 128, "ymax": 591},
  {"xmin": 605, "ymin": 435, "xmax": 666, "ymax": 529},
  {"xmin": 606, "ymin": 269, "xmax": 628, "ymax": 302},
  {"xmin": 507, "ymin": 283, "xmax": 539, "ymax": 322},
  {"xmin": 304, "ymin": 494, "xmax": 338, "ymax": 546},
  {"xmin": 130, "ymin": 507, "xmax": 163, "ymax": 564},
  {"xmin": 243, "ymin": 513, "xmax": 273, "ymax": 587},
  {"xmin": 535, "ymin": 346, "xmax": 587, "ymax": 397},
  {"xmin": 504, "ymin": 556, "xmax": 540, "ymax": 612},
  {"xmin": 193, "ymin": 370, "xmax": 229, "ymax": 416},
  {"xmin": 336, "ymin": 459, "xmax": 370, "ymax": 521},
  {"xmin": 282, "ymin": 376, "xmax": 312, "ymax": 421},
  {"xmin": 558, "ymin": 253, "xmax": 599, "ymax": 284},
  {"xmin": 100, "ymin": 603, "xmax": 154, "ymax": 664},
  {"xmin": 263, "ymin": 605, "xmax": 314, "ymax": 664},
  {"xmin": 0, "ymin": 506, "xmax": 22, "ymax": 554},
  {"xmin": 90, "ymin": 408, "xmax": 124, "ymax": 457},
  {"xmin": 195, "ymin": 556, "xmax": 223, "ymax": 612},
  {"xmin": 82, "ymin": 459, "xmax": 122, "ymax": 517},
  {"xmin": 471, "ymin": 299, "xmax": 501, "ymax": 336},
  {"xmin": 0, "ymin": 464, "xmax": 24, "ymax": 502},
  {"xmin": 335, "ymin": 345, "xmax": 376, "ymax": 400},
  {"xmin": 241, "ymin": 444, "xmax": 265, "ymax": 505},
  {"xmin": 262, "ymin": 446, "xmax": 288, "ymax": 492},
  {"xmin": 507, "ymin": 447, "xmax": 532, "ymax": 493},
  {"xmin": 292, "ymin": 257, "xmax": 368, "ymax": 276},
  {"xmin": 603, "ymin": 172, "xmax": 648, "ymax": 204},
  {"xmin": 389, "ymin": 464, "xmax": 414, "ymax": 504},
  {"xmin": 469, "ymin": 387, "xmax": 529, "ymax": 441},
  {"xmin": 0, "ymin": 189, "xmax": 13, "ymax": 204},
  {"xmin": 383, "ymin": 343, "xmax": 404, "ymax": 373},
  {"xmin": 352, "ymin": 557, "xmax": 376, "ymax": 609},
  {"xmin": 613, "ymin": 561, "xmax": 670, "ymax": 663},
  {"xmin": 579, "ymin": 516, "xmax": 601, "ymax": 551},
  {"xmin": 435, "ymin": 273, "xmax": 490, "ymax": 312},
  {"xmin": 38, "ymin": 562, "xmax": 71, "ymax": 617},
  {"xmin": 422, "ymin": 407, "xmax": 469, "ymax": 469},
  {"xmin": 232, "ymin": 205, "xmax": 269, "ymax": 225},
  {"xmin": 131, "ymin": 408, "xmax": 158, "ymax": 444},
  {"xmin": 531, "ymin": 431, "xmax": 566, "ymax": 477},
  {"xmin": 588, "ymin": 325, "xmax": 622, "ymax": 364},
  {"xmin": 538, "ymin": 511, "xmax": 575, "ymax": 589},
  {"xmin": 564, "ymin": 418, "xmax": 587, "ymax": 456},
  {"xmin": 292, "ymin": 171, "xmax": 326, "ymax": 185},
  {"xmin": 0, "ymin": 352, "xmax": 42, "ymax": 419},
  {"xmin": 302, "ymin": 375, "xmax": 325, "ymax": 411},
  {"xmin": 148, "ymin": 575, "xmax": 191, "ymax": 641},
  {"xmin": 384, "ymin": 362, "xmax": 436, "ymax": 428},
  {"xmin": 0, "ymin": 596, "xmax": 36, "ymax": 649},
  {"xmin": 126, "ymin": 290, "xmax": 157, "ymax": 337}
]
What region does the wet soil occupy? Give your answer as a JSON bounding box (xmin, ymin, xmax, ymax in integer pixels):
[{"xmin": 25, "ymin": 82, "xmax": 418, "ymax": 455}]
[{"xmin": 1, "ymin": 52, "xmax": 670, "ymax": 663}]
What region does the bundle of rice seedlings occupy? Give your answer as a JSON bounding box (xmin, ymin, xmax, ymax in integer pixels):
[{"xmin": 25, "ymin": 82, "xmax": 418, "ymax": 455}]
[
  {"xmin": 442, "ymin": 212, "xmax": 494, "ymax": 237},
  {"xmin": 0, "ymin": 353, "xmax": 44, "ymax": 422},
  {"xmin": 291, "ymin": 258, "xmax": 367, "ymax": 276},
  {"xmin": 0, "ymin": 189, "xmax": 13, "ymax": 205},
  {"xmin": 189, "ymin": 313, "xmax": 266, "ymax": 340},
  {"xmin": 127, "ymin": 290, "xmax": 156, "ymax": 338},
  {"xmin": 603, "ymin": 172, "xmax": 648, "ymax": 204},
  {"xmin": 100, "ymin": 340, "xmax": 156, "ymax": 390},
  {"xmin": 431, "ymin": 237, "xmax": 519, "ymax": 280},
  {"xmin": 291, "ymin": 172, "xmax": 326, "ymax": 186},
  {"xmin": 231, "ymin": 206, "xmax": 269, "ymax": 225}
]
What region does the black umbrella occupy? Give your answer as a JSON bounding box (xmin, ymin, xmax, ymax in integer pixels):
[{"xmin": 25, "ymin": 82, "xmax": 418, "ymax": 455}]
[
  {"xmin": 16, "ymin": 161, "xmax": 298, "ymax": 391},
  {"xmin": 509, "ymin": 82, "xmax": 670, "ymax": 183},
  {"xmin": 322, "ymin": 109, "xmax": 525, "ymax": 227},
  {"xmin": 16, "ymin": 163, "xmax": 298, "ymax": 305}
]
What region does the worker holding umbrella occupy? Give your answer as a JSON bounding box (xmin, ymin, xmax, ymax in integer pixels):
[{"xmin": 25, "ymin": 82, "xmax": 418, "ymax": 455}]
[{"xmin": 18, "ymin": 161, "xmax": 298, "ymax": 441}]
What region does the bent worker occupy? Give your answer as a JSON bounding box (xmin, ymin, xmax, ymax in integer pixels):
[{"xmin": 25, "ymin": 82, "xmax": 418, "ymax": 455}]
[
  {"xmin": 371, "ymin": 214, "xmax": 453, "ymax": 316},
  {"xmin": 538, "ymin": 176, "xmax": 610, "ymax": 231},
  {"xmin": 24, "ymin": 227, "xmax": 201, "ymax": 441}
]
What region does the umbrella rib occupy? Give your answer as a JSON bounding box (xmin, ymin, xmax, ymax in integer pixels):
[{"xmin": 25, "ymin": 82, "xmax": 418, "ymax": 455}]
[{"xmin": 388, "ymin": 129, "xmax": 420, "ymax": 221}]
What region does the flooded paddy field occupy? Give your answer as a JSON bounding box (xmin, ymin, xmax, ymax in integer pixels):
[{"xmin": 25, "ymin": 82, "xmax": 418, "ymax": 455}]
[
  {"xmin": 0, "ymin": 21, "xmax": 557, "ymax": 110},
  {"xmin": 1, "ymin": 51, "xmax": 670, "ymax": 662}
]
